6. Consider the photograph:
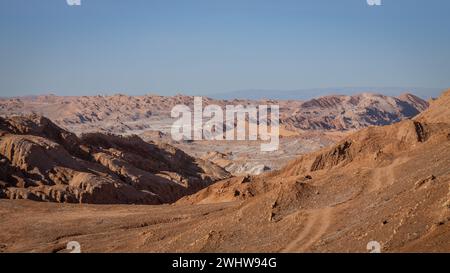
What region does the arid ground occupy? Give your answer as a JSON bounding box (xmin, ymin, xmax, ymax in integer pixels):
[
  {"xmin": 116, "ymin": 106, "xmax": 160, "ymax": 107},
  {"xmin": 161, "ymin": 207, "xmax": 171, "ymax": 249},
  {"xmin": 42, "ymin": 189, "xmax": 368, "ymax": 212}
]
[{"xmin": 0, "ymin": 91, "xmax": 449, "ymax": 253}]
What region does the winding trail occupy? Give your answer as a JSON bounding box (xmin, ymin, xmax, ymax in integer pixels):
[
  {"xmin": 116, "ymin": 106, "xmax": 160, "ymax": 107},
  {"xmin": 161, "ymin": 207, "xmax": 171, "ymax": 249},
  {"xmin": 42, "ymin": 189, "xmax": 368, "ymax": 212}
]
[{"xmin": 281, "ymin": 207, "xmax": 333, "ymax": 253}]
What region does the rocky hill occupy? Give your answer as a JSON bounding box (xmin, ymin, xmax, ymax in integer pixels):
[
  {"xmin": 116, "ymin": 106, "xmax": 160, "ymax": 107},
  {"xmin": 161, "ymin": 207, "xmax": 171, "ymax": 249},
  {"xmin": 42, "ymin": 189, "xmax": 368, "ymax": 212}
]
[
  {"xmin": 176, "ymin": 90, "xmax": 450, "ymax": 252},
  {"xmin": 0, "ymin": 115, "xmax": 229, "ymax": 204},
  {"xmin": 281, "ymin": 93, "xmax": 429, "ymax": 131}
]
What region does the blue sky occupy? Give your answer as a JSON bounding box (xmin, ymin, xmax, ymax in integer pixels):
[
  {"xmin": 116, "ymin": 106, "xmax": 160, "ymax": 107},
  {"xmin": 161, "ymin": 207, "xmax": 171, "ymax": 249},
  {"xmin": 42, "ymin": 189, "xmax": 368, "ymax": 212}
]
[{"xmin": 1, "ymin": 0, "xmax": 450, "ymax": 97}]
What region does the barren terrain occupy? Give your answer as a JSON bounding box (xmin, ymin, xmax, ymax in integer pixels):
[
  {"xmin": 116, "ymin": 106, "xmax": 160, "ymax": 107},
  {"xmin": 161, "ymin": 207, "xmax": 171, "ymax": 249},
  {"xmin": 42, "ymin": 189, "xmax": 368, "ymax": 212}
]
[
  {"xmin": 0, "ymin": 90, "xmax": 449, "ymax": 253},
  {"xmin": 0, "ymin": 92, "xmax": 428, "ymax": 175}
]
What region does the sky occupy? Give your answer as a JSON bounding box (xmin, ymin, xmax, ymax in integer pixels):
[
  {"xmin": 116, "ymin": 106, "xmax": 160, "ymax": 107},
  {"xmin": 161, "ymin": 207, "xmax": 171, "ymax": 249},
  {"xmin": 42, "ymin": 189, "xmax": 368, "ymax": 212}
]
[{"xmin": 0, "ymin": 0, "xmax": 450, "ymax": 97}]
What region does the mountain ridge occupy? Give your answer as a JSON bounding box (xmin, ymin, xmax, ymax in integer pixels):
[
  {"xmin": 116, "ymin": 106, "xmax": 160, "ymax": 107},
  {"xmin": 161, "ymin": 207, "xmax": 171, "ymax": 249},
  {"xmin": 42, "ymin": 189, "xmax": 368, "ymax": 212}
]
[{"xmin": 0, "ymin": 92, "xmax": 428, "ymax": 134}]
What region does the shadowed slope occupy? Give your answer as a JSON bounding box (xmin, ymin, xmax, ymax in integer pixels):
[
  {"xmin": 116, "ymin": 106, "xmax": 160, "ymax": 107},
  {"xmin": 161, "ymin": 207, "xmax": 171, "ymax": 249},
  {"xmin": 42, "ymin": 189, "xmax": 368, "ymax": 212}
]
[{"xmin": 0, "ymin": 115, "xmax": 229, "ymax": 204}]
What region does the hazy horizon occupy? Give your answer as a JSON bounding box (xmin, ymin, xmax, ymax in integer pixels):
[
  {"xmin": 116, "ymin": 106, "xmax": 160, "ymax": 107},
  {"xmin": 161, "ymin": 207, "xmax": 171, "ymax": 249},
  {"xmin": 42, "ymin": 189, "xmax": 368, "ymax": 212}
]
[{"xmin": 0, "ymin": 86, "xmax": 445, "ymax": 101}]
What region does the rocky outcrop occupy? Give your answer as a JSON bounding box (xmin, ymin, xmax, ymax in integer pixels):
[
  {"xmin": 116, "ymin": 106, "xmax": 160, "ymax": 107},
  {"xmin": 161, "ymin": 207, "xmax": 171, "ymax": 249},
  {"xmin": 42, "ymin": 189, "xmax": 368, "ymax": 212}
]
[
  {"xmin": 0, "ymin": 115, "xmax": 230, "ymax": 204},
  {"xmin": 276, "ymin": 91, "xmax": 450, "ymax": 178},
  {"xmin": 182, "ymin": 90, "xmax": 450, "ymax": 206},
  {"xmin": 282, "ymin": 93, "xmax": 428, "ymax": 131}
]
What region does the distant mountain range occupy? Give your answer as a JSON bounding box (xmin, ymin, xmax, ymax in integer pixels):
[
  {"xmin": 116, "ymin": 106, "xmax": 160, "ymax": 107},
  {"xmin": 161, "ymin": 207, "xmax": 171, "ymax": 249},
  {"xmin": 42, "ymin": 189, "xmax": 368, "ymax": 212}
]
[
  {"xmin": 207, "ymin": 87, "xmax": 444, "ymax": 100},
  {"xmin": 0, "ymin": 92, "xmax": 429, "ymax": 134}
]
